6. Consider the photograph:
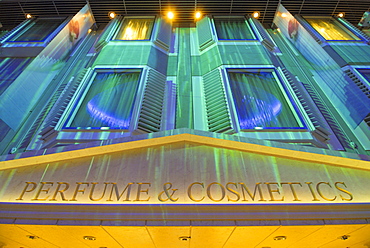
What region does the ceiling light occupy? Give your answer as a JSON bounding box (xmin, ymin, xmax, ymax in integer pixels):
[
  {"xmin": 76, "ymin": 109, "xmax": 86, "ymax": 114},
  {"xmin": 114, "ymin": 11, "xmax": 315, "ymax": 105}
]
[
  {"xmin": 273, "ymin": 236, "xmax": 287, "ymax": 241},
  {"xmin": 195, "ymin": 11, "xmax": 202, "ymax": 19},
  {"xmin": 179, "ymin": 236, "xmax": 191, "ymax": 241},
  {"xmin": 83, "ymin": 236, "xmax": 96, "ymax": 241},
  {"xmin": 25, "ymin": 13, "xmax": 32, "ymax": 19},
  {"xmin": 108, "ymin": 12, "xmax": 116, "ymax": 19},
  {"xmin": 26, "ymin": 235, "xmax": 39, "ymax": 239},
  {"xmin": 339, "ymin": 235, "xmax": 350, "ymax": 240},
  {"xmin": 337, "ymin": 12, "xmax": 345, "ymax": 18},
  {"xmin": 167, "ymin": 11, "xmax": 174, "ymax": 20},
  {"xmin": 253, "ymin": 11, "xmax": 260, "ymax": 19}
]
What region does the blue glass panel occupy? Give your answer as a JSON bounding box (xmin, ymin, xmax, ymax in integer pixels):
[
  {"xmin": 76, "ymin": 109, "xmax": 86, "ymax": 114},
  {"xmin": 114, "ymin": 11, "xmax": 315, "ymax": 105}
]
[
  {"xmin": 0, "ymin": 57, "xmax": 34, "ymax": 95},
  {"xmin": 68, "ymin": 71, "xmax": 140, "ymax": 129},
  {"xmin": 8, "ymin": 18, "xmax": 64, "ymax": 42},
  {"xmin": 228, "ymin": 70, "xmax": 302, "ymax": 129}
]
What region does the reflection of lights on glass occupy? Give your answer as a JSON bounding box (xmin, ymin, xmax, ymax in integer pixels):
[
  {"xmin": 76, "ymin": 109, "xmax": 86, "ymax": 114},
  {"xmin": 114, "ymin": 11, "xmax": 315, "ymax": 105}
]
[
  {"xmin": 337, "ymin": 12, "xmax": 345, "ymax": 18},
  {"xmin": 167, "ymin": 11, "xmax": 174, "ymax": 19},
  {"xmin": 320, "ymin": 28, "xmax": 325, "ymax": 32},
  {"xmin": 281, "ymin": 13, "xmax": 287, "ymax": 18},
  {"xmin": 124, "ymin": 27, "xmax": 133, "ymax": 39},
  {"xmin": 88, "ymin": 28, "xmax": 92, "ymax": 33},
  {"xmin": 195, "ymin": 11, "xmax": 202, "ymax": 19},
  {"xmin": 26, "ymin": 13, "xmax": 32, "ymax": 19},
  {"xmin": 253, "ymin": 12, "xmax": 260, "ymax": 18},
  {"xmin": 108, "ymin": 12, "xmax": 116, "ymax": 19}
]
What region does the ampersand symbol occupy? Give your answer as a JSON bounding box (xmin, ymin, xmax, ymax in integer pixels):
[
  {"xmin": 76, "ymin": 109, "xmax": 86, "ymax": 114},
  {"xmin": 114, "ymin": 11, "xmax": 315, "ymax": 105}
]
[{"xmin": 158, "ymin": 182, "xmax": 179, "ymax": 202}]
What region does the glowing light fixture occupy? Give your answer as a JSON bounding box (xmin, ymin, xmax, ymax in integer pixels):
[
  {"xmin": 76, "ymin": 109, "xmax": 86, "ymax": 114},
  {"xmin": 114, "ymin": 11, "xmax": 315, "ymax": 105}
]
[
  {"xmin": 108, "ymin": 12, "xmax": 116, "ymax": 19},
  {"xmin": 167, "ymin": 11, "xmax": 174, "ymax": 19},
  {"xmin": 281, "ymin": 13, "xmax": 287, "ymax": 18},
  {"xmin": 337, "ymin": 12, "xmax": 345, "ymax": 18},
  {"xmin": 195, "ymin": 11, "xmax": 202, "ymax": 19},
  {"xmin": 83, "ymin": 236, "xmax": 96, "ymax": 241},
  {"xmin": 25, "ymin": 13, "xmax": 32, "ymax": 19},
  {"xmin": 252, "ymin": 11, "xmax": 260, "ymax": 19},
  {"xmin": 273, "ymin": 236, "xmax": 287, "ymax": 241}
]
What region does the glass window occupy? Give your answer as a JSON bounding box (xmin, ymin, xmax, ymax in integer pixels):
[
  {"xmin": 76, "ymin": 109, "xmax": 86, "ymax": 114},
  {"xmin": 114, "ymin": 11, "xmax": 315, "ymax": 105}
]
[
  {"xmin": 114, "ymin": 18, "xmax": 154, "ymax": 40},
  {"xmin": 214, "ymin": 17, "xmax": 256, "ymax": 40},
  {"xmin": 66, "ymin": 70, "xmax": 141, "ymax": 129},
  {"xmin": 305, "ymin": 17, "xmax": 360, "ymax": 41},
  {"xmin": 227, "ymin": 69, "xmax": 305, "ymax": 129},
  {"xmin": 8, "ymin": 18, "xmax": 65, "ymax": 42}
]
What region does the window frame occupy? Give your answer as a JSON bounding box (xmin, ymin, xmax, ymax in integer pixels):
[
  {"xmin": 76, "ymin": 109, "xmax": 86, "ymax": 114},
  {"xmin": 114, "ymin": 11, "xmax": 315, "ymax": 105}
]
[
  {"xmin": 111, "ymin": 16, "xmax": 156, "ymax": 41},
  {"xmin": 212, "ymin": 16, "xmax": 258, "ymax": 41},
  {"xmin": 303, "ymin": 16, "xmax": 362, "ymax": 42},
  {"xmin": 223, "ymin": 67, "xmax": 308, "ymax": 132},
  {"xmin": 61, "ymin": 67, "xmax": 145, "ymax": 132}
]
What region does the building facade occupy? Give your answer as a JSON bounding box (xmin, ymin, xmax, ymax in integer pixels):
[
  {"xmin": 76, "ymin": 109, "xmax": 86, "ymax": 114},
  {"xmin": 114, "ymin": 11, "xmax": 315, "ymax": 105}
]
[{"xmin": 0, "ymin": 3, "xmax": 370, "ymax": 247}]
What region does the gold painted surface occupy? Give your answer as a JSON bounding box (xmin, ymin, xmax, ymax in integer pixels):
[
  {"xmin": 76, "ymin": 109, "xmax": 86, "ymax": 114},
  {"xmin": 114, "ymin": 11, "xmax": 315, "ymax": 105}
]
[
  {"xmin": 102, "ymin": 226, "xmax": 155, "ymax": 248},
  {"xmin": 190, "ymin": 226, "xmax": 235, "ymax": 248},
  {"xmin": 1, "ymin": 223, "xmax": 370, "ymax": 247},
  {"xmin": 223, "ymin": 225, "xmax": 280, "ymax": 248},
  {"xmin": 0, "ymin": 134, "xmax": 369, "ymax": 171},
  {"xmin": 146, "ymin": 226, "xmax": 191, "ymax": 248}
]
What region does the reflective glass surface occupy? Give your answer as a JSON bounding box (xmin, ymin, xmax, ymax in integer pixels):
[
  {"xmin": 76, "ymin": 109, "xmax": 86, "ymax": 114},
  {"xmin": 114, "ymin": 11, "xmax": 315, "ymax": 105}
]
[
  {"xmin": 214, "ymin": 17, "xmax": 255, "ymax": 40},
  {"xmin": 228, "ymin": 70, "xmax": 303, "ymax": 129},
  {"xmin": 305, "ymin": 17, "xmax": 360, "ymax": 41},
  {"xmin": 68, "ymin": 71, "xmax": 140, "ymax": 128},
  {"xmin": 9, "ymin": 18, "xmax": 64, "ymax": 42},
  {"xmin": 114, "ymin": 18, "xmax": 154, "ymax": 40}
]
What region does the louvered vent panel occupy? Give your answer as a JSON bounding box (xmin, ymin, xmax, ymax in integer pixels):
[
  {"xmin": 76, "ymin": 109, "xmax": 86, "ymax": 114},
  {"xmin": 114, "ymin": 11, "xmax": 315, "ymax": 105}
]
[
  {"xmin": 203, "ymin": 69, "xmax": 233, "ymax": 133},
  {"xmin": 296, "ymin": 16, "xmax": 323, "ymax": 44},
  {"xmin": 154, "ymin": 18, "xmax": 172, "ymax": 51},
  {"xmin": 197, "ymin": 16, "xmax": 215, "ymax": 51},
  {"xmin": 344, "ymin": 69, "xmax": 370, "ymax": 99},
  {"xmin": 302, "ymin": 81, "xmax": 353, "ymax": 149},
  {"xmin": 94, "ymin": 16, "xmax": 121, "ymax": 52},
  {"xmin": 20, "ymin": 68, "xmax": 89, "ymax": 149},
  {"xmin": 39, "ymin": 68, "xmax": 89, "ymax": 138},
  {"xmin": 136, "ymin": 69, "xmax": 166, "ymax": 133}
]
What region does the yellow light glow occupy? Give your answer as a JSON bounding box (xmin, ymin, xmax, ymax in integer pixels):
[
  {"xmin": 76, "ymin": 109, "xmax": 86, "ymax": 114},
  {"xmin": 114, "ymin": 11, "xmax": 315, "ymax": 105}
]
[
  {"xmin": 253, "ymin": 12, "xmax": 260, "ymax": 19},
  {"xmin": 320, "ymin": 28, "xmax": 326, "ymax": 33},
  {"xmin": 88, "ymin": 28, "xmax": 92, "ymax": 34},
  {"xmin": 26, "ymin": 13, "xmax": 32, "ymax": 19},
  {"xmin": 195, "ymin": 11, "xmax": 202, "ymax": 19},
  {"xmin": 108, "ymin": 12, "xmax": 116, "ymax": 19},
  {"xmin": 337, "ymin": 12, "xmax": 345, "ymax": 18},
  {"xmin": 281, "ymin": 13, "xmax": 287, "ymax": 18},
  {"xmin": 167, "ymin": 11, "xmax": 174, "ymax": 19}
]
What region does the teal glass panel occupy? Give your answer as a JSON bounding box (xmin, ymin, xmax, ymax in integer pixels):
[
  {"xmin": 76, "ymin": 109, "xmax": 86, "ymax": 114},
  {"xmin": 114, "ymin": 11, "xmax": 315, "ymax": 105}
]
[
  {"xmin": 8, "ymin": 18, "xmax": 64, "ymax": 42},
  {"xmin": 68, "ymin": 71, "xmax": 140, "ymax": 129},
  {"xmin": 114, "ymin": 18, "xmax": 154, "ymax": 40},
  {"xmin": 228, "ymin": 70, "xmax": 303, "ymax": 129},
  {"xmin": 214, "ymin": 17, "xmax": 255, "ymax": 40}
]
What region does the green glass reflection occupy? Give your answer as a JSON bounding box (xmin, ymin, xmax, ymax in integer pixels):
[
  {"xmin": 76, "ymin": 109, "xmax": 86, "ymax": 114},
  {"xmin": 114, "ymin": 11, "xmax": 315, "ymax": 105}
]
[{"xmin": 214, "ymin": 17, "xmax": 255, "ymax": 40}]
